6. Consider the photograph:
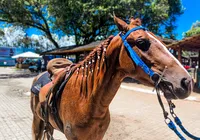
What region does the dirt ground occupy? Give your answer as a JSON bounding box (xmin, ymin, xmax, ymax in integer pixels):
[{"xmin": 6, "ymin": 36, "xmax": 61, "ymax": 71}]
[{"xmin": 0, "ymin": 67, "xmax": 199, "ymax": 140}]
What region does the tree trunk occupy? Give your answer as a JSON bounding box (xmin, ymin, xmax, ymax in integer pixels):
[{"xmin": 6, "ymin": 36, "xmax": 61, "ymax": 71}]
[{"xmin": 46, "ymin": 31, "xmax": 60, "ymax": 49}]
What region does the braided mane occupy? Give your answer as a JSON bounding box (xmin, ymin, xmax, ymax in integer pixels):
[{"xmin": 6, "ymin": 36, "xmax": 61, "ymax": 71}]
[
  {"xmin": 73, "ymin": 36, "xmax": 114, "ymax": 77},
  {"xmin": 69, "ymin": 35, "xmax": 114, "ymax": 97}
]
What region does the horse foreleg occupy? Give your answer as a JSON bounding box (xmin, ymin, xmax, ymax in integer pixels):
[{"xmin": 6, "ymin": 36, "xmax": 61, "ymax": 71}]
[
  {"xmin": 32, "ymin": 115, "xmax": 45, "ymax": 140},
  {"xmin": 46, "ymin": 126, "xmax": 54, "ymax": 140}
]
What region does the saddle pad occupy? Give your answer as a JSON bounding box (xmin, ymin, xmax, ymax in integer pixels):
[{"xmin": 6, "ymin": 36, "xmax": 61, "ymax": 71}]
[{"xmin": 31, "ymin": 72, "xmax": 51, "ymax": 96}]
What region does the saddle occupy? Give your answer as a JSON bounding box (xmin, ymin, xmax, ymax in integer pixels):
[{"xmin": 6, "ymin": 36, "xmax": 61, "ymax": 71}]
[
  {"xmin": 31, "ymin": 58, "xmax": 73, "ymax": 98},
  {"xmin": 47, "ymin": 58, "xmax": 72, "ymax": 79},
  {"xmin": 31, "ymin": 58, "xmax": 74, "ymax": 132}
]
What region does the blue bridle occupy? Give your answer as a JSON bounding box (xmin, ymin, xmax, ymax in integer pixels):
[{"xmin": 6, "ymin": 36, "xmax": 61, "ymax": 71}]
[
  {"xmin": 120, "ymin": 27, "xmax": 200, "ymax": 140},
  {"xmin": 119, "ymin": 26, "xmax": 155, "ymax": 79}
]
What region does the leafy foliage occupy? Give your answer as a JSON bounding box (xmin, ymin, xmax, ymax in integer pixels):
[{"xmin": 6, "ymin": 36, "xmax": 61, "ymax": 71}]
[
  {"xmin": 0, "ymin": 25, "xmax": 75, "ymax": 51},
  {"xmin": 0, "ymin": 0, "xmax": 60, "ymax": 48},
  {"xmin": 184, "ymin": 21, "xmax": 200, "ymax": 37},
  {"xmin": 0, "ymin": 26, "xmax": 26, "ymax": 47},
  {"xmin": 49, "ymin": 0, "xmax": 184, "ymax": 44},
  {"xmin": 0, "ymin": 0, "xmax": 184, "ymax": 48}
]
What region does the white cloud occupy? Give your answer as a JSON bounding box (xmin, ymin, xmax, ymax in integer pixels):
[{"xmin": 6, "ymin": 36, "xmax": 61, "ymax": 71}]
[
  {"xmin": 58, "ymin": 35, "xmax": 75, "ymax": 47},
  {"xmin": 0, "ymin": 26, "xmax": 25, "ymax": 47},
  {"xmin": 0, "ymin": 26, "xmax": 75, "ymax": 51},
  {"xmin": 30, "ymin": 34, "xmax": 75, "ymax": 50}
]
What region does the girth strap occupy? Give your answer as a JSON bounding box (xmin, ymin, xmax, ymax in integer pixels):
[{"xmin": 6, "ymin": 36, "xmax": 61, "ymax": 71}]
[
  {"xmin": 41, "ymin": 64, "xmax": 75, "ymax": 133},
  {"xmin": 49, "ymin": 64, "xmax": 76, "ymax": 132},
  {"xmin": 50, "ymin": 70, "xmax": 74, "ymax": 132}
]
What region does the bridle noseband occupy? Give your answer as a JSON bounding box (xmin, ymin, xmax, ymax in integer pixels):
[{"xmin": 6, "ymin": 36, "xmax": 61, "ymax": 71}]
[{"xmin": 119, "ymin": 26, "xmax": 200, "ymax": 140}]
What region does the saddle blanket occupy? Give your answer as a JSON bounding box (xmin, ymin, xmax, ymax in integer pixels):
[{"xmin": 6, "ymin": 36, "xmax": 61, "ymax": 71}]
[{"xmin": 31, "ymin": 72, "xmax": 51, "ymax": 96}]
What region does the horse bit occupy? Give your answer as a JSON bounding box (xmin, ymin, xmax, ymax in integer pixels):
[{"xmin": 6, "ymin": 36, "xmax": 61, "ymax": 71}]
[{"xmin": 120, "ymin": 26, "xmax": 200, "ymax": 140}]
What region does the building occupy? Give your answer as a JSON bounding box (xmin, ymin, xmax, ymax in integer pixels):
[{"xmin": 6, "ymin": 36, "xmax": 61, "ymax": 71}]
[{"xmin": 0, "ymin": 47, "xmax": 35, "ymax": 66}]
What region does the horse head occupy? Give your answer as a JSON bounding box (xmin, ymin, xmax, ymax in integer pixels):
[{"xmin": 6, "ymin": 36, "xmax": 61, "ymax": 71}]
[
  {"xmin": 113, "ymin": 15, "xmax": 193, "ymax": 100},
  {"xmin": 31, "ymin": 14, "xmax": 194, "ymax": 140}
]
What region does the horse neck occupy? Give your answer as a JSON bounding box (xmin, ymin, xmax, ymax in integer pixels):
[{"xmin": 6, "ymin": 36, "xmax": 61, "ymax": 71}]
[{"xmin": 71, "ymin": 36, "xmax": 125, "ymax": 112}]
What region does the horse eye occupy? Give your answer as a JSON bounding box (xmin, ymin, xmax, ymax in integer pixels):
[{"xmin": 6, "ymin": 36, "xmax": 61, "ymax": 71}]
[{"xmin": 135, "ymin": 39, "xmax": 150, "ymax": 51}]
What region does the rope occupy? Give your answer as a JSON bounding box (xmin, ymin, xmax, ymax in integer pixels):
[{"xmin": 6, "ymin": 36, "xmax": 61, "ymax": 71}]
[
  {"xmin": 120, "ymin": 25, "xmax": 199, "ymax": 139},
  {"xmin": 168, "ymin": 101, "xmax": 200, "ymax": 140},
  {"xmin": 167, "ymin": 119, "xmax": 186, "ymax": 140},
  {"xmin": 174, "ymin": 117, "xmax": 200, "ymax": 140},
  {"xmin": 156, "ymin": 87, "xmax": 186, "ymax": 140},
  {"xmin": 156, "ymin": 88, "xmax": 168, "ymax": 119}
]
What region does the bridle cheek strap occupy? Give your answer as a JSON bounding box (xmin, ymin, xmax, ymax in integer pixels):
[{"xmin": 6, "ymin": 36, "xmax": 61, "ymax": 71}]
[
  {"xmin": 120, "ymin": 26, "xmax": 200, "ymax": 140},
  {"xmin": 119, "ymin": 26, "xmax": 155, "ymax": 79}
]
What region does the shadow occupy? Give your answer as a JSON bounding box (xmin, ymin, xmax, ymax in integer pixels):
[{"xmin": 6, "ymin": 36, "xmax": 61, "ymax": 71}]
[
  {"xmin": 0, "ymin": 73, "xmax": 38, "ymax": 79},
  {"xmin": 123, "ymin": 77, "xmax": 141, "ymax": 84},
  {"xmin": 193, "ymin": 83, "xmax": 200, "ymax": 94}
]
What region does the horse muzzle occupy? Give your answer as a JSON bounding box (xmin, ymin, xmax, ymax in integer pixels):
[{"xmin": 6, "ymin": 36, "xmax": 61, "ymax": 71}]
[
  {"xmin": 174, "ymin": 78, "xmax": 193, "ymax": 99},
  {"xmin": 158, "ymin": 77, "xmax": 193, "ymax": 100}
]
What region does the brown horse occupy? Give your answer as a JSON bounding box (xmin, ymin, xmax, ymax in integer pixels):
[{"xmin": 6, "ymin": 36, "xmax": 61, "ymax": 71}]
[{"xmin": 30, "ymin": 15, "xmax": 193, "ymax": 140}]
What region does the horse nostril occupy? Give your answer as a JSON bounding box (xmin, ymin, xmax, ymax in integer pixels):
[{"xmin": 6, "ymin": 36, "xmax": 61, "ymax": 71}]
[{"xmin": 181, "ymin": 78, "xmax": 190, "ymax": 91}]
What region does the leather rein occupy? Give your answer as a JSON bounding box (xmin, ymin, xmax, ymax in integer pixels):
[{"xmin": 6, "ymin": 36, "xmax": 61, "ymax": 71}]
[
  {"xmin": 120, "ymin": 26, "xmax": 200, "ymax": 140},
  {"xmin": 42, "ymin": 26, "xmax": 199, "ymax": 140}
]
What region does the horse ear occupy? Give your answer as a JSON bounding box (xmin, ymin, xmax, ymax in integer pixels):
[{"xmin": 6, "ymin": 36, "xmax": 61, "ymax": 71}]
[
  {"xmin": 129, "ymin": 16, "xmax": 135, "ymax": 23},
  {"xmin": 135, "ymin": 18, "xmax": 142, "ymax": 25},
  {"xmin": 130, "ymin": 17, "xmax": 142, "ymax": 26},
  {"xmin": 114, "ymin": 15, "xmax": 129, "ymax": 32}
]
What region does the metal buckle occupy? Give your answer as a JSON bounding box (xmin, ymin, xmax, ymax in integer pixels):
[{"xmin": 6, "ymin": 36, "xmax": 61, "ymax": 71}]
[{"xmin": 165, "ymin": 117, "xmax": 172, "ymax": 125}]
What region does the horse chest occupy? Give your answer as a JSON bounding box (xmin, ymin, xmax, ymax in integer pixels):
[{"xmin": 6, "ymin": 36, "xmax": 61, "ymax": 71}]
[{"xmin": 64, "ymin": 113, "xmax": 110, "ymax": 140}]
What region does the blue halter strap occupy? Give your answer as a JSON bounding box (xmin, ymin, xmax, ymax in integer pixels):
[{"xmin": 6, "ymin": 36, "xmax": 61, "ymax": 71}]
[
  {"xmin": 120, "ymin": 26, "xmax": 195, "ymax": 140},
  {"xmin": 119, "ymin": 26, "xmax": 155, "ymax": 78}
]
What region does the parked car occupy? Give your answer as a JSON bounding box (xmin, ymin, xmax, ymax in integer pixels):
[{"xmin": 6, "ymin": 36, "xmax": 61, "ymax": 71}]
[{"xmin": 29, "ymin": 65, "xmax": 39, "ymax": 72}]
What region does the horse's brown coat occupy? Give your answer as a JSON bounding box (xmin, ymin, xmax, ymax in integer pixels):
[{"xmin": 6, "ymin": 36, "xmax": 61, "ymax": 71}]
[{"xmin": 30, "ymin": 15, "xmax": 192, "ymax": 140}]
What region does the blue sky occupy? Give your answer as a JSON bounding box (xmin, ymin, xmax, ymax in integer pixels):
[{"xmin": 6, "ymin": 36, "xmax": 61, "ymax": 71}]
[
  {"xmin": 25, "ymin": 0, "xmax": 200, "ymax": 40},
  {"xmin": 1, "ymin": 0, "xmax": 200, "ymax": 41},
  {"xmin": 26, "ymin": 28, "xmax": 43, "ymax": 36},
  {"xmin": 175, "ymin": 0, "xmax": 200, "ymax": 40}
]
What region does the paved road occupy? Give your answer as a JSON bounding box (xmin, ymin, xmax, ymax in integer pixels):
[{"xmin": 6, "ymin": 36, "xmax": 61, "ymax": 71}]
[{"xmin": 0, "ymin": 67, "xmax": 199, "ymax": 140}]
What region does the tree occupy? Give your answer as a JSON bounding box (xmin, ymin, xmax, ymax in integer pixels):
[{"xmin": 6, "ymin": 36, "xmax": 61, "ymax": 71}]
[
  {"xmin": 0, "ymin": 26, "xmax": 26, "ymax": 47},
  {"xmin": 0, "ymin": 28, "xmax": 4, "ymax": 36},
  {"xmin": 0, "ymin": 0, "xmax": 60, "ymax": 48},
  {"xmin": 49, "ymin": 0, "xmax": 184, "ymax": 45},
  {"xmin": 0, "ymin": 0, "xmax": 184, "ymax": 47},
  {"xmin": 0, "ymin": 25, "xmax": 75, "ymax": 52},
  {"xmin": 184, "ymin": 21, "xmax": 200, "ymax": 37},
  {"xmin": 30, "ymin": 34, "xmax": 75, "ymax": 51}
]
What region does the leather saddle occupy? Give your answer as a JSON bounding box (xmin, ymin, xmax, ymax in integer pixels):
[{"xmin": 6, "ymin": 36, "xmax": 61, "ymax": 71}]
[
  {"xmin": 32, "ymin": 58, "xmax": 74, "ymax": 132},
  {"xmin": 31, "ymin": 58, "xmax": 73, "ymax": 101}
]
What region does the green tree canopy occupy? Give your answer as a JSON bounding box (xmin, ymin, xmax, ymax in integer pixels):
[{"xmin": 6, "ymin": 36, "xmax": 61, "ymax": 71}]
[
  {"xmin": 0, "ymin": 29, "xmax": 4, "ymax": 36},
  {"xmin": 184, "ymin": 20, "xmax": 200, "ymax": 37},
  {"xmin": 49, "ymin": 0, "xmax": 184, "ymax": 45},
  {"xmin": 0, "ymin": 0, "xmax": 60, "ymax": 48},
  {"xmin": 0, "ymin": 0, "xmax": 184, "ymax": 48}
]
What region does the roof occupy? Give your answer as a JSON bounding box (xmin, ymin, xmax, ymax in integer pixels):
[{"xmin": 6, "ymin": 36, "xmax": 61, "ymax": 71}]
[
  {"xmin": 12, "ymin": 51, "xmax": 41, "ymax": 58},
  {"xmin": 41, "ymin": 37, "xmax": 175, "ymax": 55},
  {"xmin": 167, "ymin": 34, "xmax": 200, "ymax": 51},
  {"xmin": 41, "ymin": 41, "xmax": 101, "ymax": 55}
]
